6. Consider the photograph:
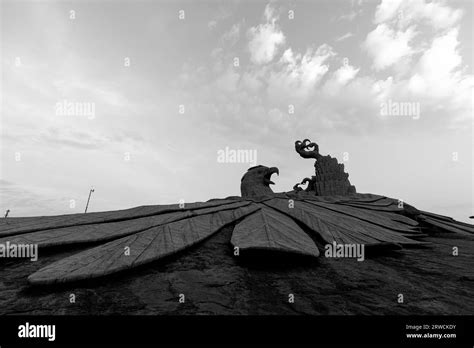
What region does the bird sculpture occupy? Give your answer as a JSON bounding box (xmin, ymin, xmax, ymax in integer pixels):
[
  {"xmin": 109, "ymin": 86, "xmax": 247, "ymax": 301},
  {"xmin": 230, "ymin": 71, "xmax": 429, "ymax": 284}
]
[{"xmin": 0, "ymin": 139, "xmax": 472, "ymax": 286}]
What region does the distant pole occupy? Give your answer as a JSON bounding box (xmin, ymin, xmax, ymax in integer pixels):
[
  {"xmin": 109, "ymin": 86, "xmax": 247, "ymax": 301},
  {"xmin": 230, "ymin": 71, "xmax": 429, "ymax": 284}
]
[
  {"xmin": 85, "ymin": 188, "xmax": 95, "ymax": 213},
  {"xmin": 4, "ymin": 209, "xmax": 10, "ymax": 218}
]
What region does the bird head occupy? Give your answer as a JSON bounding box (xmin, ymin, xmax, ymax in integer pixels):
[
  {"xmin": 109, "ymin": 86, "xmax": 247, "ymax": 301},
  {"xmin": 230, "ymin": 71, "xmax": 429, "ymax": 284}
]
[
  {"xmin": 294, "ymin": 139, "xmax": 321, "ymax": 160},
  {"xmin": 240, "ymin": 165, "xmax": 279, "ymax": 199}
]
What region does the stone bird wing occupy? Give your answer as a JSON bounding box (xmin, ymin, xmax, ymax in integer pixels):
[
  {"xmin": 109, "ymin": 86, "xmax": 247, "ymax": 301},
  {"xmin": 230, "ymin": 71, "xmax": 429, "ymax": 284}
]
[
  {"xmin": 25, "ymin": 202, "xmax": 259, "ymax": 285},
  {"xmin": 3, "ymin": 193, "xmax": 472, "ymax": 286},
  {"xmin": 23, "ymin": 200, "xmax": 321, "ymax": 285},
  {"xmin": 0, "ymin": 199, "xmax": 246, "ymax": 248},
  {"xmin": 265, "ymin": 192, "xmax": 472, "ymax": 248}
]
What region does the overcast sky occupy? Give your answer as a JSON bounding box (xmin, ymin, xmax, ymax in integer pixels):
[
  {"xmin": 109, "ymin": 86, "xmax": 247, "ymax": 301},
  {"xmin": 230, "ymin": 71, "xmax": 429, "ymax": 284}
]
[{"xmin": 1, "ymin": 0, "xmax": 472, "ymax": 222}]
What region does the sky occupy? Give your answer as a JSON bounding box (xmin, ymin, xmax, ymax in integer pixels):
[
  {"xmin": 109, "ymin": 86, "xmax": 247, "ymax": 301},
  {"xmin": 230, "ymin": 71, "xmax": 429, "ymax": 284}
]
[{"xmin": 0, "ymin": 0, "xmax": 473, "ymax": 222}]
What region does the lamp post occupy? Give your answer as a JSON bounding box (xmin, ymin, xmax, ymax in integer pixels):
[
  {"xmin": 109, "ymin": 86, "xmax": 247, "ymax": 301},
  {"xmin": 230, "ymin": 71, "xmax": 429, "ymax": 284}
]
[{"xmin": 85, "ymin": 188, "xmax": 95, "ymax": 213}]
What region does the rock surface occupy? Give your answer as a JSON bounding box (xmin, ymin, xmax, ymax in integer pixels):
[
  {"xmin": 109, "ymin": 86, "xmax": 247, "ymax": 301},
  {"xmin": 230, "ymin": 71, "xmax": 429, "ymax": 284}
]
[{"xmin": 1, "ymin": 224, "xmax": 473, "ymax": 315}]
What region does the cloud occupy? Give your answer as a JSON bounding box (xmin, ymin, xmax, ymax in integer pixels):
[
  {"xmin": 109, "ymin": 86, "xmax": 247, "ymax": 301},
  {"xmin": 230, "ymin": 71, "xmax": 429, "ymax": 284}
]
[
  {"xmin": 267, "ymin": 45, "xmax": 335, "ymax": 102},
  {"xmin": 338, "ymin": 9, "xmax": 362, "ymax": 21},
  {"xmin": 263, "ymin": 3, "xmax": 278, "ymax": 22},
  {"xmin": 405, "ymin": 29, "xmax": 473, "ymax": 121},
  {"xmin": 322, "ymin": 62, "xmax": 361, "ymax": 96},
  {"xmin": 207, "ymin": 4, "xmax": 234, "ymax": 31},
  {"xmin": 247, "ymin": 4, "xmax": 285, "ymax": 65},
  {"xmin": 360, "ymin": 28, "xmax": 472, "ymax": 127},
  {"xmin": 334, "ymin": 64, "xmax": 360, "ymax": 85},
  {"xmin": 37, "ymin": 128, "xmax": 108, "ymax": 150},
  {"xmin": 366, "ymin": 0, "xmax": 464, "ymax": 73},
  {"xmin": 1, "ymin": 0, "xmax": 471, "ymax": 225},
  {"xmin": 415, "ymin": 28, "xmax": 462, "ymax": 85},
  {"xmin": 221, "ymin": 22, "xmax": 241, "ymax": 47},
  {"xmin": 374, "ymin": 0, "xmax": 463, "ymax": 30},
  {"xmin": 335, "ymin": 32, "xmax": 354, "ymax": 42},
  {"xmin": 184, "ymin": 0, "xmax": 471, "ymax": 138},
  {"xmin": 373, "ymin": 0, "xmax": 404, "ymax": 23},
  {"xmin": 0, "ymin": 180, "xmax": 75, "ymax": 217},
  {"xmin": 362, "ymin": 0, "xmax": 472, "ymax": 125},
  {"xmin": 363, "ymin": 24, "xmax": 416, "ymax": 71},
  {"xmin": 208, "ymin": 20, "xmax": 217, "ymax": 30}
]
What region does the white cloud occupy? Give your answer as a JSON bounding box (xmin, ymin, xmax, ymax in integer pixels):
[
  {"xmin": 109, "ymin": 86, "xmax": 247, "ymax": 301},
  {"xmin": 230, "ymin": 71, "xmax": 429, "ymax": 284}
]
[
  {"xmin": 334, "ymin": 64, "xmax": 360, "ymax": 85},
  {"xmin": 358, "ymin": 0, "xmax": 472, "ymax": 128},
  {"xmin": 363, "ymin": 24, "xmax": 416, "ymax": 71},
  {"xmin": 338, "ymin": 9, "xmax": 362, "ymax": 21},
  {"xmin": 375, "ymin": 0, "xmax": 463, "ymax": 30},
  {"xmin": 247, "ymin": 5, "xmax": 285, "ymax": 65},
  {"xmin": 363, "ymin": 28, "xmax": 473, "ymax": 125},
  {"xmin": 263, "ymin": 3, "xmax": 278, "ymax": 22},
  {"xmin": 198, "ymin": 0, "xmax": 471, "ymax": 136},
  {"xmin": 367, "ymin": 0, "xmax": 464, "ymax": 74},
  {"xmin": 405, "ymin": 28, "xmax": 473, "ymax": 118},
  {"xmin": 323, "ymin": 62, "xmax": 361, "ymax": 96},
  {"xmin": 267, "ymin": 45, "xmax": 335, "ymax": 102},
  {"xmin": 373, "ymin": 0, "xmax": 404, "ymax": 23},
  {"xmin": 416, "ymin": 29, "xmax": 462, "ymax": 84},
  {"xmin": 335, "ymin": 32, "xmax": 354, "ymax": 42},
  {"xmin": 208, "ymin": 20, "xmax": 217, "ymax": 30},
  {"xmin": 221, "ymin": 22, "xmax": 241, "ymax": 46}
]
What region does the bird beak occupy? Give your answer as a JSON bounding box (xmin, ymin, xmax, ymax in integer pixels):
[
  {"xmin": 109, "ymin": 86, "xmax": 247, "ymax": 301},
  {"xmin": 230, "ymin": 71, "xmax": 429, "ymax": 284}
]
[{"xmin": 264, "ymin": 167, "xmax": 279, "ymax": 185}]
